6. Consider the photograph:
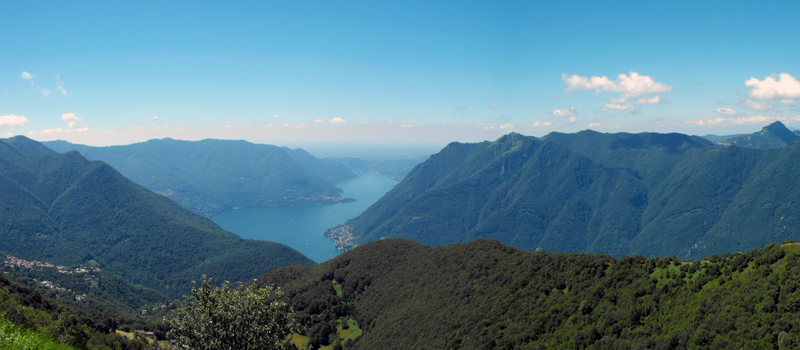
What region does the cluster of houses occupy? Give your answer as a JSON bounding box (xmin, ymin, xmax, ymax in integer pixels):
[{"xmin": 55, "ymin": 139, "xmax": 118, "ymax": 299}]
[{"xmin": 2, "ymin": 254, "xmax": 101, "ymax": 296}]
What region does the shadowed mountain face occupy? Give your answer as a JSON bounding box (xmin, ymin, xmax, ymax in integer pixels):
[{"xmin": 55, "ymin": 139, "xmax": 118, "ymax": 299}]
[
  {"xmin": 334, "ymin": 131, "xmax": 800, "ymax": 258},
  {"xmin": 720, "ymin": 121, "xmax": 800, "ymax": 149},
  {"xmin": 1, "ymin": 136, "xmax": 314, "ymax": 299},
  {"xmin": 44, "ymin": 138, "xmax": 356, "ymax": 217}
]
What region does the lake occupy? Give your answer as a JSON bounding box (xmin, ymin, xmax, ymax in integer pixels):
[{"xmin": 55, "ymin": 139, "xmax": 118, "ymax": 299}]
[{"xmin": 211, "ymin": 173, "xmax": 398, "ymax": 263}]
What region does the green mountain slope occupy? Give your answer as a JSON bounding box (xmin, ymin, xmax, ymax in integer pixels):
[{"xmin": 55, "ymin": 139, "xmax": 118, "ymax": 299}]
[
  {"xmin": 1, "ymin": 136, "xmax": 314, "ymax": 299},
  {"xmin": 44, "ymin": 138, "xmax": 355, "ymax": 216},
  {"xmin": 722, "ymin": 121, "xmax": 800, "ymax": 148},
  {"xmin": 257, "ymin": 238, "xmax": 800, "ymax": 349},
  {"xmin": 335, "ymin": 131, "xmax": 800, "ymax": 257}
]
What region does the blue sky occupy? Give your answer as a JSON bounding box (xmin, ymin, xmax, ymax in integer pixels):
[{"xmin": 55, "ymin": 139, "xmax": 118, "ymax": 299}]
[{"xmin": 2, "ymin": 1, "xmax": 799, "ymax": 149}]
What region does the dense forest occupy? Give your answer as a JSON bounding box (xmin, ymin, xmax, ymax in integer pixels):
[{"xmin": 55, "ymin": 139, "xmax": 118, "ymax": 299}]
[
  {"xmin": 0, "ymin": 135, "xmax": 314, "ymax": 300},
  {"xmin": 336, "ymin": 122, "xmax": 800, "ymax": 258},
  {"xmin": 44, "ymin": 138, "xmax": 356, "ymax": 217},
  {"xmin": 258, "ymin": 238, "xmax": 800, "ymax": 349}
]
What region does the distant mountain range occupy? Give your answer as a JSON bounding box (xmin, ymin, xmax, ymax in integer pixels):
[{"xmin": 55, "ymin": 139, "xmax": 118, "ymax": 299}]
[
  {"xmin": 700, "ymin": 121, "xmax": 800, "ymax": 147},
  {"xmin": 1, "ymin": 136, "xmax": 314, "ymax": 300},
  {"xmin": 331, "ymin": 122, "xmax": 800, "ymax": 258},
  {"xmin": 44, "ymin": 138, "xmax": 356, "ymax": 217}
]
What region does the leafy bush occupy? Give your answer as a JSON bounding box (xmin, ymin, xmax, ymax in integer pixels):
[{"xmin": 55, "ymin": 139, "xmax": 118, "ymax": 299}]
[{"xmin": 167, "ymin": 277, "xmax": 294, "ymax": 350}]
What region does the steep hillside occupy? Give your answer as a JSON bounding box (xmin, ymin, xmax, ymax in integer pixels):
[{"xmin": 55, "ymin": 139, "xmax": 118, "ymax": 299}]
[
  {"xmin": 722, "ymin": 121, "xmax": 800, "ymax": 149},
  {"xmin": 44, "ymin": 138, "xmax": 355, "ymax": 216},
  {"xmin": 258, "ymin": 238, "xmax": 800, "ymax": 349},
  {"xmin": 333, "ymin": 131, "xmax": 800, "ymax": 257},
  {"xmin": 1, "ymin": 136, "xmax": 314, "ymax": 299}
]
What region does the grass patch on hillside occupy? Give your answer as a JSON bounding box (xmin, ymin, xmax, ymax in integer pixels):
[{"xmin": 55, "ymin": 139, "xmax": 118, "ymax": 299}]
[
  {"xmin": 293, "ymin": 318, "xmax": 362, "ymax": 349},
  {"xmin": 0, "ymin": 317, "xmax": 77, "ymax": 350},
  {"xmin": 332, "ymin": 280, "xmax": 343, "ymax": 297},
  {"xmin": 290, "ymin": 333, "xmax": 310, "ymax": 349}
]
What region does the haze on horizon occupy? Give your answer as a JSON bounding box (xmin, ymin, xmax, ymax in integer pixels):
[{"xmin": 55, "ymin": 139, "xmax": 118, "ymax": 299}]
[{"xmin": 2, "ymin": 1, "xmax": 799, "ymax": 151}]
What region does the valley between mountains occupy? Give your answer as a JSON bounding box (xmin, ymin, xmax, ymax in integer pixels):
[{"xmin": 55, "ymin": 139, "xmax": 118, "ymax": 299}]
[{"xmin": 4, "ymin": 122, "xmax": 800, "ymax": 349}]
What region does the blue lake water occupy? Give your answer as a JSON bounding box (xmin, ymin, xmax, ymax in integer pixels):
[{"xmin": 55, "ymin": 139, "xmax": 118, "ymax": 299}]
[{"xmin": 211, "ymin": 173, "xmax": 398, "ymax": 263}]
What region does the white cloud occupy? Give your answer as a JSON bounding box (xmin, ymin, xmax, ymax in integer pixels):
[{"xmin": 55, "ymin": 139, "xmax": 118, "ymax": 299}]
[
  {"xmin": 490, "ymin": 102, "xmax": 498, "ymax": 107},
  {"xmin": 499, "ymin": 123, "xmax": 515, "ymax": 130},
  {"xmin": 222, "ymin": 125, "xmax": 232, "ymax": 128},
  {"xmin": 0, "ymin": 114, "xmax": 29, "ymax": 130},
  {"xmin": 731, "ymin": 115, "xmax": 785, "ymax": 124},
  {"xmin": 314, "ymin": 118, "xmax": 326, "ymax": 123},
  {"xmin": 56, "ymin": 75, "xmax": 68, "ymax": 96},
  {"xmin": 608, "ymin": 97, "xmax": 627, "ymax": 103},
  {"xmin": 562, "ymin": 71, "xmax": 673, "ymax": 98},
  {"xmin": 783, "ymin": 99, "xmax": 799, "ymax": 106},
  {"xmin": 329, "ymin": 117, "xmax": 346, "ymax": 123},
  {"xmin": 743, "ymin": 99, "xmax": 772, "ymax": 111},
  {"xmin": 589, "ymin": 123, "xmax": 601, "ymax": 127},
  {"xmin": 531, "ymin": 121, "xmax": 553, "ymax": 127},
  {"xmin": 715, "ymin": 108, "xmax": 738, "ymax": 115},
  {"xmin": 601, "ymin": 103, "xmax": 636, "ymax": 113},
  {"xmin": 685, "ymin": 118, "xmax": 728, "ymax": 126},
  {"xmin": 553, "ymin": 107, "xmax": 575, "ymax": 117},
  {"xmin": 61, "ymin": 112, "xmax": 82, "ymax": 128},
  {"xmin": 38, "ymin": 127, "xmax": 89, "ymax": 135},
  {"xmin": 401, "ymin": 124, "xmax": 414, "ymax": 128},
  {"xmin": 568, "ymin": 116, "xmax": 576, "ymax": 123},
  {"xmin": 483, "ymin": 126, "xmax": 497, "ymax": 130},
  {"xmin": 686, "ymin": 115, "xmax": 785, "ymax": 126},
  {"xmin": 635, "ymin": 95, "xmax": 661, "ymax": 104},
  {"xmin": 150, "ymin": 115, "xmax": 159, "ymax": 120},
  {"xmin": 271, "ymin": 114, "xmax": 281, "ymax": 118},
  {"xmin": 41, "ymin": 89, "xmax": 51, "ymax": 97},
  {"xmin": 21, "ymin": 71, "xmax": 35, "ymax": 82},
  {"xmin": 746, "ymin": 73, "xmax": 800, "ymax": 100}
]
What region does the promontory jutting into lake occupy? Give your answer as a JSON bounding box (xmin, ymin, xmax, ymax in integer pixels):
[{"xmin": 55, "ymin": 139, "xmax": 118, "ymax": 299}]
[{"xmin": 211, "ymin": 173, "xmax": 398, "ymax": 263}]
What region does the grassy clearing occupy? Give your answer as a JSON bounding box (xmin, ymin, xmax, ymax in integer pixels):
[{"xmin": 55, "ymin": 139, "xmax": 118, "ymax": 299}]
[
  {"xmin": 0, "ymin": 317, "xmax": 77, "ymax": 350},
  {"xmin": 292, "ymin": 318, "xmax": 362, "ymax": 349},
  {"xmin": 290, "ymin": 333, "xmax": 310, "ymax": 349},
  {"xmin": 332, "ymin": 280, "xmax": 343, "ymax": 297}
]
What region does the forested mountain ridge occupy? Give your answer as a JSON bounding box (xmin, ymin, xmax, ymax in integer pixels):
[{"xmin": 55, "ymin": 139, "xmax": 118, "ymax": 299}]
[
  {"xmin": 257, "ymin": 238, "xmax": 800, "ymax": 349},
  {"xmin": 334, "ymin": 128, "xmax": 800, "ymax": 257},
  {"xmin": 720, "ymin": 121, "xmax": 800, "ymax": 149},
  {"xmin": 44, "ymin": 138, "xmax": 356, "ymax": 217},
  {"xmin": 0, "ymin": 135, "xmax": 314, "ymax": 300}
]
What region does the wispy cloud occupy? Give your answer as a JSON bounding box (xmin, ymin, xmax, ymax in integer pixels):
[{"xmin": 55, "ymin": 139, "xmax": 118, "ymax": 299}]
[
  {"xmin": 21, "ymin": 71, "xmax": 35, "ymax": 83},
  {"xmin": 314, "ymin": 118, "xmax": 326, "ymax": 123},
  {"xmin": 271, "ymin": 114, "xmax": 281, "ymax": 118},
  {"xmin": 56, "ymin": 75, "xmax": 68, "ymax": 96},
  {"xmin": 635, "ymin": 95, "xmax": 661, "ymax": 104},
  {"xmin": 589, "ymin": 123, "xmax": 601, "ymax": 127},
  {"xmin": 490, "ymin": 102, "xmax": 498, "ymax": 107},
  {"xmin": 531, "ymin": 120, "xmax": 553, "ymax": 127},
  {"xmin": 601, "ymin": 103, "xmax": 635, "ymax": 113},
  {"xmin": 715, "ymin": 107, "xmax": 738, "ymax": 116},
  {"xmin": 743, "ymin": 99, "xmax": 772, "ymax": 111},
  {"xmin": 499, "ymin": 123, "xmax": 515, "ymax": 130},
  {"xmin": 553, "ymin": 107, "xmax": 575, "ymax": 117},
  {"xmin": 150, "ymin": 115, "xmax": 159, "ymax": 120},
  {"xmin": 0, "ymin": 114, "xmax": 29, "ymax": 130},
  {"xmin": 686, "ymin": 115, "xmax": 786, "ymax": 126},
  {"xmin": 37, "ymin": 127, "xmax": 89, "ymax": 135},
  {"xmin": 329, "ymin": 117, "xmax": 346, "ymax": 123}
]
